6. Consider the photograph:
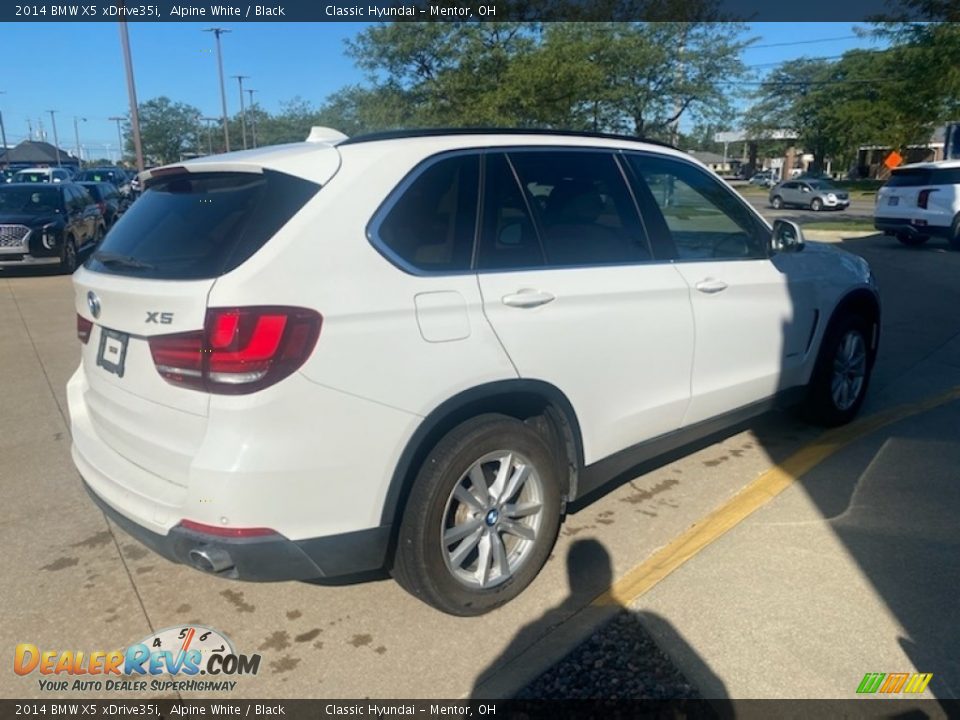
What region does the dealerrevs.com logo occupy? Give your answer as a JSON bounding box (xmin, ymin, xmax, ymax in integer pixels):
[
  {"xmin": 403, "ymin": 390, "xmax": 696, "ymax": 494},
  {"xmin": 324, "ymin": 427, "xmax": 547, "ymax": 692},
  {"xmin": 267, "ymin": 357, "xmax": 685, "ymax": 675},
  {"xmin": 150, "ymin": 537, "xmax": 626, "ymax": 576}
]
[{"xmin": 15, "ymin": 625, "xmax": 261, "ymax": 693}]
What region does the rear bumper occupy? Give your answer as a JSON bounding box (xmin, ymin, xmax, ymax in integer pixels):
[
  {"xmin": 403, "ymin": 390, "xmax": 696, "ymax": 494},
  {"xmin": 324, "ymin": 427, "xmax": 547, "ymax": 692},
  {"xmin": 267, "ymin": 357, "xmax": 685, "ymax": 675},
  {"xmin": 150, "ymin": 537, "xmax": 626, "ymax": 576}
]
[
  {"xmin": 874, "ymin": 217, "xmax": 951, "ymax": 238},
  {"xmin": 0, "ymin": 253, "xmax": 59, "ymax": 267},
  {"xmin": 67, "ymin": 363, "xmax": 419, "ymax": 581},
  {"xmin": 83, "ymin": 476, "xmax": 391, "ymax": 581}
]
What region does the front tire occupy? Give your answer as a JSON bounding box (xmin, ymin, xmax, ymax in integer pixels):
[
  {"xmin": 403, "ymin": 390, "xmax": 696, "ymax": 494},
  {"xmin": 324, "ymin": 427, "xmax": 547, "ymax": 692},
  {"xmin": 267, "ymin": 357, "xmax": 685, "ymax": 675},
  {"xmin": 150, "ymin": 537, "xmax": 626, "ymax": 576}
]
[
  {"xmin": 810, "ymin": 197, "xmax": 823, "ymax": 212},
  {"xmin": 803, "ymin": 313, "xmax": 874, "ymax": 426},
  {"xmin": 393, "ymin": 414, "xmax": 562, "ymax": 616},
  {"xmin": 59, "ymin": 237, "xmax": 77, "ymax": 274}
]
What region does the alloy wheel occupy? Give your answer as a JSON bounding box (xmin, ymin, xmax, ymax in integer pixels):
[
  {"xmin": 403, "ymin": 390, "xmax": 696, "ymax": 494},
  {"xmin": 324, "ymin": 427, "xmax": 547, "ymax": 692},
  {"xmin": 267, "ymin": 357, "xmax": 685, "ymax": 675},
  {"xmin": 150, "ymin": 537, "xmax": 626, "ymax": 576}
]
[{"xmin": 441, "ymin": 451, "xmax": 544, "ymax": 589}]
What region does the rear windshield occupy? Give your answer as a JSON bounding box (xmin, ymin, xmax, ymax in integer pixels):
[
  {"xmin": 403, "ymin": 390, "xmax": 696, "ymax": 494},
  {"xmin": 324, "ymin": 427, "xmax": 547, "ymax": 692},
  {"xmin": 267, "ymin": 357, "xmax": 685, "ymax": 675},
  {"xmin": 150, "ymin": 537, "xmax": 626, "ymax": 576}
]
[
  {"xmin": 85, "ymin": 169, "xmax": 320, "ymax": 280},
  {"xmin": 887, "ymin": 167, "xmax": 960, "ymax": 186},
  {"xmin": 0, "ymin": 186, "xmax": 61, "ymax": 212},
  {"xmin": 79, "ymin": 170, "xmax": 122, "ymax": 184},
  {"xmin": 14, "ymin": 172, "xmax": 50, "ymax": 183}
]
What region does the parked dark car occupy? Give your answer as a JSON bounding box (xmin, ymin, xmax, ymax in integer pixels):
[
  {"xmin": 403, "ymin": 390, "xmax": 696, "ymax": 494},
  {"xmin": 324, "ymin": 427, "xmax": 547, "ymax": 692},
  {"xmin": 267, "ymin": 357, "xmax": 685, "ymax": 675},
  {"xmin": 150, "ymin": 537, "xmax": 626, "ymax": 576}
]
[
  {"xmin": 75, "ymin": 167, "xmax": 132, "ymax": 196},
  {"xmin": 77, "ymin": 181, "xmax": 127, "ymax": 229},
  {"xmin": 0, "ymin": 183, "xmax": 102, "ymax": 272}
]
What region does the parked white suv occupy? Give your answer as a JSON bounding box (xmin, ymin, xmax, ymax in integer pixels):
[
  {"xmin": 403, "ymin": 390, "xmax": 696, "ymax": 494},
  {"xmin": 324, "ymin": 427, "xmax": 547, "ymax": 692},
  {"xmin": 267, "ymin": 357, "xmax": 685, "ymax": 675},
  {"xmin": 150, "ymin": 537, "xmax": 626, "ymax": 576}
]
[
  {"xmin": 874, "ymin": 160, "xmax": 960, "ymax": 249},
  {"xmin": 12, "ymin": 167, "xmax": 72, "ymax": 184},
  {"xmin": 68, "ymin": 129, "xmax": 880, "ymax": 615}
]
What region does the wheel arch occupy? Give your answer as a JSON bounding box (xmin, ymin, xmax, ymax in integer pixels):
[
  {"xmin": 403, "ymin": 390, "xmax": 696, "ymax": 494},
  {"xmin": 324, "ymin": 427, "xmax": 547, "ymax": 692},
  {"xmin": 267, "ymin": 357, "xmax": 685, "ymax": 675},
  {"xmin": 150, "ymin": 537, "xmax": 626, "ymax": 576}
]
[
  {"xmin": 380, "ymin": 379, "xmax": 584, "ymax": 541},
  {"xmin": 825, "ymin": 287, "xmax": 881, "ymax": 359}
]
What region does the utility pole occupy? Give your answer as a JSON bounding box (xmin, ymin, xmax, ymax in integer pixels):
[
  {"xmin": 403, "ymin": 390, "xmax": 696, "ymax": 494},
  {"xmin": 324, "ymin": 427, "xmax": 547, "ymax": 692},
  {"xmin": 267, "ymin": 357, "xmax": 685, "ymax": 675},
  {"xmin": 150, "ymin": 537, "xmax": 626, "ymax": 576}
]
[
  {"xmin": 47, "ymin": 110, "xmax": 61, "ymax": 166},
  {"xmin": 108, "ymin": 116, "xmax": 126, "ymax": 164},
  {"xmin": 247, "ymin": 88, "xmax": 257, "ymax": 148},
  {"xmin": 118, "ymin": 20, "xmax": 145, "ymax": 172},
  {"xmin": 204, "ymin": 28, "xmax": 231, "ymax": 152},
  {"xmin": 202, "ymin": 117, "xmax": 219, "ymax": 155},
  {"xmin": 0, "ymin": 91, "xmax": 8, "ymax": 169},
  {"xmin": 26, "ymin": 118, "xmax": 33, "ymax": 141},
  {"xmin": 232, "ymin": 75, "xmax": 249, "ymax": 150},
  {"xmin": 73, "ymin": 116, "xmax": 86, "ymax": 167}
]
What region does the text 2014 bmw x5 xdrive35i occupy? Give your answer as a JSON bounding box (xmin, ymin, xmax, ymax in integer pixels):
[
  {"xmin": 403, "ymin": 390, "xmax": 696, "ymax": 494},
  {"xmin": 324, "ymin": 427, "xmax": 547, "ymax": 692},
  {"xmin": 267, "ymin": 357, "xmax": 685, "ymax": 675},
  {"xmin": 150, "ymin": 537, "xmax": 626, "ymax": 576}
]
[{"xmin": 68, "ymin": 129, "xmax": 880, "ymax": 615}]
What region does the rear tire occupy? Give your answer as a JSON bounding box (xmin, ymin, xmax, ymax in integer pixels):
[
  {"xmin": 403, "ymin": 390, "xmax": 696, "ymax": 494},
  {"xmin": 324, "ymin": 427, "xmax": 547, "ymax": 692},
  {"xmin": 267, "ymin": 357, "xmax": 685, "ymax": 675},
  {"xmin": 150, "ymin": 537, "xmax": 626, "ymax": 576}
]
[
  {"xmin": 897, "ymin": 233, "xmax": 929, "ymax": 247},
  {"xmin": 392, "ymin": 414, "xmax": 562, "ymax": 616},
  {"xmin": 771, "ymin": 195, "xmax": 783, "ymax": 209},
  {"xmin": 948, "ymin": 215, "xmax": 960, "ymax": 251},
  {"xmin": 803, "ymin": 313, "xmax": 874, "ymax": 427}
]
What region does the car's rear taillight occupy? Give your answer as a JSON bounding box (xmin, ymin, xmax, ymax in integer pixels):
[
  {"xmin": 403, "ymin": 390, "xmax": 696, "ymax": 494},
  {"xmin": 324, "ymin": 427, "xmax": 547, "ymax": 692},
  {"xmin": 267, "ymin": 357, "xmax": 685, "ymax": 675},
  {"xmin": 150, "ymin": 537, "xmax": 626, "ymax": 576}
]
[
  {"xmin": 918, "ymin": 188, "xmax": 938, "ymax": 209},
  {"xmin": 77, "ymin": 314, "xmax": 93, "ymax": 344},
  {"xmin": 148, "ymin": 306, "xmax": 321, "ymax": 394}
]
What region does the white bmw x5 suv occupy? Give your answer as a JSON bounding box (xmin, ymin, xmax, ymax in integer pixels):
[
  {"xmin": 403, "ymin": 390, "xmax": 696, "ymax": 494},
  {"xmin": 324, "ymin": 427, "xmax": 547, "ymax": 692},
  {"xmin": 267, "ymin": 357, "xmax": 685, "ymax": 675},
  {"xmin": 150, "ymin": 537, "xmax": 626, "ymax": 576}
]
[{"xmin": 68, "ymin": 129, "xmax": 880, "ymax": 615}]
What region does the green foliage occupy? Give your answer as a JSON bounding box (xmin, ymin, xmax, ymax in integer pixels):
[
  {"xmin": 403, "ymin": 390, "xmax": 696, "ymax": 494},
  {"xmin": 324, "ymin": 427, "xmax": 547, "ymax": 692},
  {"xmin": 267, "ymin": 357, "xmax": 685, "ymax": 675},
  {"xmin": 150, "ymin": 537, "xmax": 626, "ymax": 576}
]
[
  {"xmin": 341, "ymin": 21, "xmax": 750, "ymax": 137},
  {"xmin": 128, "ymin": 97, "xmax": 202, "ymax": 164},
  {"xmin": 747, "ymin": 21, "xmax": 960, "ymax": 170}
]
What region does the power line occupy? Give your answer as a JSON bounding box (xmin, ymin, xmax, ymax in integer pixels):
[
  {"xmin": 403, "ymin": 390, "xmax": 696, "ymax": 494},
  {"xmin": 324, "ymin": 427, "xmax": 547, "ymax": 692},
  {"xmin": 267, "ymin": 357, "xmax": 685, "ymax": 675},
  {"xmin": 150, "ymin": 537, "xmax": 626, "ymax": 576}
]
[{"xmin": 746, "ymin": 35, "xmax": 860, "ymax": 50}]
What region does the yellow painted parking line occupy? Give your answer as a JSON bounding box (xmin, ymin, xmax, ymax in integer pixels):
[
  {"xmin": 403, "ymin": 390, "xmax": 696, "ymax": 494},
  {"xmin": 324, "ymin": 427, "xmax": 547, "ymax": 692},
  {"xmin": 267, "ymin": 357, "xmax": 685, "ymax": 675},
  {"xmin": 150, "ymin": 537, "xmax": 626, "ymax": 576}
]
[{"xmin": 593, "ymin": 386, "xmax": 960, "ymax": 607}]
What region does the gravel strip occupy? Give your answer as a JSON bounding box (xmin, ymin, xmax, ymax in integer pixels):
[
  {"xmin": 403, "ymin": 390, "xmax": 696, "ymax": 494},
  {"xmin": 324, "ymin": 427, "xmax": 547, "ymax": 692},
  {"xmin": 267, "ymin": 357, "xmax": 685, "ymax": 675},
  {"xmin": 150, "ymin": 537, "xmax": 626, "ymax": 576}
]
[{"xmin": 516, "ymin": 610, "xmax": 701, "ymax": 700}]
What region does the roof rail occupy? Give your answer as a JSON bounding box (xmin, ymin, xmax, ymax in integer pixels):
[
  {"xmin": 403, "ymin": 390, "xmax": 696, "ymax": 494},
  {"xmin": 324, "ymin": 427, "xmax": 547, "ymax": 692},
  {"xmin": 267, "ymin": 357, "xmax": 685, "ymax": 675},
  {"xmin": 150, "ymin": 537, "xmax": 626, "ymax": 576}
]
[{"xmin": 337, "ymin": 127, "xmax": 677, "ymax": 149}]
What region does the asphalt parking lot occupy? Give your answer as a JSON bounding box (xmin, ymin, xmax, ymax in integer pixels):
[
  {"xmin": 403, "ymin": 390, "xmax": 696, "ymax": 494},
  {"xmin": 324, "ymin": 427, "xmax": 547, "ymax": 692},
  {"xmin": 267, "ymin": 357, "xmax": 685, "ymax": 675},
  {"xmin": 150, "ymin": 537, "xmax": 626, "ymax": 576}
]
[{"xmin": 2, "ymin": 227, "xmax": 959, "ymax": 701}]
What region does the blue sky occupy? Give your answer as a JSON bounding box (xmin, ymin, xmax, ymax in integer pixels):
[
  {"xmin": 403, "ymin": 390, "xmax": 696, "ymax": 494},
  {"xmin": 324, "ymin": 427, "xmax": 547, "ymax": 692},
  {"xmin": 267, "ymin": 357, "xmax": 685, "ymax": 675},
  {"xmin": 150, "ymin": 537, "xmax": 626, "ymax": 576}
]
[{"xmin": 0, "ymin": 22, "xmax": 884, "ymax": 160}]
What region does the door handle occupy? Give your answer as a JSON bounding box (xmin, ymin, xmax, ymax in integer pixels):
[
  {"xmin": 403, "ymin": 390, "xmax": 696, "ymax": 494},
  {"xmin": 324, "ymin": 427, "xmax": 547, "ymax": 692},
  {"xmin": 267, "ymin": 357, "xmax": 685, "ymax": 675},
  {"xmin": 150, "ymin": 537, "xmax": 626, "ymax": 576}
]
[
  {"xmin": 502, "ymin": 289, "xmax": 556, "ymax": 308},
  {"xmin": 695, "ymin": 279, "xmax": 728, "ymax": 294}
]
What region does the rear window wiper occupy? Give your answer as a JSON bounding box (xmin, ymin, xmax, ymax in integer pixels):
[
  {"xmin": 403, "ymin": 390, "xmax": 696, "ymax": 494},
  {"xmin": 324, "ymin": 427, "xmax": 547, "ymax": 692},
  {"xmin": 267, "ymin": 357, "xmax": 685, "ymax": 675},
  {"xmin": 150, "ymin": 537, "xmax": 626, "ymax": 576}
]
[{"xmin": 92, "ymin": 252, "xmax": 156, "ymax": 270}]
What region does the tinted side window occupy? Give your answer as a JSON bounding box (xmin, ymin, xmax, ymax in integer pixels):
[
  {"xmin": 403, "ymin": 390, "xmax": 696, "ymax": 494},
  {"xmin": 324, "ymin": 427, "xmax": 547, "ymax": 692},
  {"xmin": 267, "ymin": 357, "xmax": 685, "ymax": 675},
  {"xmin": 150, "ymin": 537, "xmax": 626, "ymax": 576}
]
[
  {"xmin": 781, "ymin": 182, "xmax": 798, "ymax": 190},
  {"xmin": 376, "ymin": 154, "xmax": 479, "ymax": 273},
  {"xmin": 930, "ymin": 168, "xmax": 960, "ymax": 185},
  {"xmin": 477, "ymin": 153, "xmax": 545, "ymax": 271},
  {"xmin": 508, "ymin": 151, "xmax": 650, "ymax": 267},
  {"xmin": 63, "ymin": 186, "xmax": 78, "ymax": 210},
  {"xmin": 626, "ymin": 154, "xmax": 769, "ymax": 260}
]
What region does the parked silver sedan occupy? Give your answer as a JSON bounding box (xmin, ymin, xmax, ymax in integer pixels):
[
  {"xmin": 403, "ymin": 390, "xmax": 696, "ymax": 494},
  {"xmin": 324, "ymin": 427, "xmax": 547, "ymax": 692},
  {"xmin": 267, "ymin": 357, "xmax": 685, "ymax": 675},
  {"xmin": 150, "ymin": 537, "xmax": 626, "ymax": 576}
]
[{"xmin": 769, "ymin": 179, "xmax": 850, "ymax": 211}]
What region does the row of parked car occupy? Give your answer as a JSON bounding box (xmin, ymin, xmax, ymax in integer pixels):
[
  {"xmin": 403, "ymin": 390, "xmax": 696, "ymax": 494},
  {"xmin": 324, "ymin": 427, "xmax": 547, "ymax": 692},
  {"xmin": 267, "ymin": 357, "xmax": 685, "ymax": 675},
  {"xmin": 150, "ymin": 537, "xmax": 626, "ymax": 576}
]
[{"xmin": 0, "ymin": 165, "xmax": 139, "ymax": 272}]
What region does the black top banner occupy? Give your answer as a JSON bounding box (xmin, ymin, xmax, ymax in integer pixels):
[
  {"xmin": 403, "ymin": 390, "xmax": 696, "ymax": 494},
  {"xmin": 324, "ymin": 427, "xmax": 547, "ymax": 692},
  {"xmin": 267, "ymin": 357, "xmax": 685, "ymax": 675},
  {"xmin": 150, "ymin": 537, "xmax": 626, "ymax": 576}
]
[
  {"xmin": 4, "ymin": 699, "xmax": 960, "ymax": 719},
  {"xmin": 1, "ymin": 0, "xmax": 957, "ymax": 23}
]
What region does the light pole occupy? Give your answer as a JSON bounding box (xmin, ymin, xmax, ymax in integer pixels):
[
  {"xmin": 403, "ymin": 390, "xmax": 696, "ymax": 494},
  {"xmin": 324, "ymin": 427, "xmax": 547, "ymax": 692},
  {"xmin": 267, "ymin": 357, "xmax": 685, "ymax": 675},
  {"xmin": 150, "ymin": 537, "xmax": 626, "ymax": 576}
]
[
  {"xmin": 0, "ymin": 91, "xmax": 8, "ymax": 169},
  {"xmin": 204, "ymin": 28, "xmax": 231, "ymax": 152},
  {"xmin": 47, "ymin": 110, "xmax": 61, "ymax": 166},
  {"xmin": 108, "ymin": 116, "xmax": 125, "ymax": 164},
  {"xmin": 73, "ymin": 116, "xmax": 86, "ymax": 167},
  {"xmin": 201, "ymin": 117, "xmax": 219, "ymax": 155},
  {"xmin": 232, "ymin": 75, "xmax": 249, "ymax": 150},
  {"xmin": 118, "ymin": 21, "xmax": 145, "ymax": 172},
  {"xmin": 247, "ymin": 88, "xmax": 257, "ymax": 148}
]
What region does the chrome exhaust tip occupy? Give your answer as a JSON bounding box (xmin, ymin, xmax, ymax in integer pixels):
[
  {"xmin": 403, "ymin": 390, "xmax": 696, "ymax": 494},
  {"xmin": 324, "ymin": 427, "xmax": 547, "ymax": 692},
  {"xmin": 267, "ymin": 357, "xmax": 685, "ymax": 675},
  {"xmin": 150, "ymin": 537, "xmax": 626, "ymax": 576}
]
[{"xmin": 188, "ymin": 547, "xmax": 235, "ymax": 574}]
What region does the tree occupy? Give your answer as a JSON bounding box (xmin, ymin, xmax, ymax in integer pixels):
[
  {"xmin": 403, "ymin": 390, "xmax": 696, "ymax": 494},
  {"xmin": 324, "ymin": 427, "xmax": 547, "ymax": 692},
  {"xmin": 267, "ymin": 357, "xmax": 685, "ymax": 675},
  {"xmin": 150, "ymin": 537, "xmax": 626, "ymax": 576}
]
[
  {"xmin": 252, "ymin": 97, "xmax": 322, "ymax": 146},
  {"xmin": 128, "ymin": 97, "xmax": 202, "ymax": 164},
  {"xmin": 342, "ymin": 21, "xmax": 751, "ymax": 137},
  {"xmin": 744, "ymin": 58, "xmax": 839, "ymax": 173}
]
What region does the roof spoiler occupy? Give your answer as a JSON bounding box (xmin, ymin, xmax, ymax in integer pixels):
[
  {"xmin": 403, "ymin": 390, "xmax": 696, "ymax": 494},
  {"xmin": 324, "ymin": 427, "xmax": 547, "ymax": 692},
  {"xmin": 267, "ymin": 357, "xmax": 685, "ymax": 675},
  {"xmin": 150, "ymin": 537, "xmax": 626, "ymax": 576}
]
[{"xmin": 306, "ymin": 127, "xmax": 349, "ymax": 144}]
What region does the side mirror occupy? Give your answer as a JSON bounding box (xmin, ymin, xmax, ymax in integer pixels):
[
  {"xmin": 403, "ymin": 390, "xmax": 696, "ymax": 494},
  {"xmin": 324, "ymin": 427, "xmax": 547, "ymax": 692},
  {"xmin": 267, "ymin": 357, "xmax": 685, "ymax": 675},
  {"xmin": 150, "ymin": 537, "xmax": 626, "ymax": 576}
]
[{"xmin": 771, "ymin": 219, "xmax": 805, "ymax": 253}]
